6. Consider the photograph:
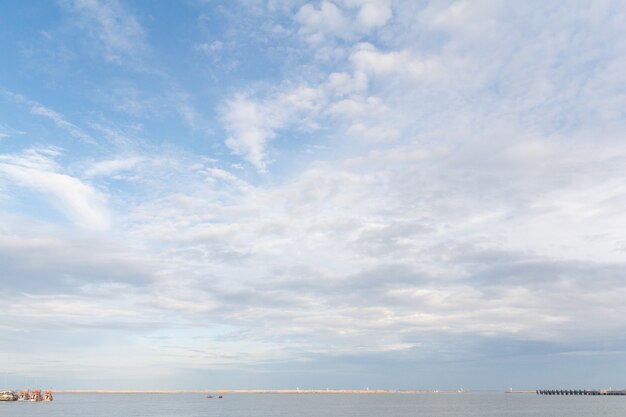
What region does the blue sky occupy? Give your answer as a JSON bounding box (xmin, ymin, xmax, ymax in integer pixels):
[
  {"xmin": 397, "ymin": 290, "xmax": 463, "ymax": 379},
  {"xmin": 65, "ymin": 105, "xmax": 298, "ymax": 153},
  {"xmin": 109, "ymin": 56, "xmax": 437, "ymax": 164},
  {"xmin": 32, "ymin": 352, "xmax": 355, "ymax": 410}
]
[{"xmin": 1, "ymin": 0, "xmax": 626, "ymax": 390}]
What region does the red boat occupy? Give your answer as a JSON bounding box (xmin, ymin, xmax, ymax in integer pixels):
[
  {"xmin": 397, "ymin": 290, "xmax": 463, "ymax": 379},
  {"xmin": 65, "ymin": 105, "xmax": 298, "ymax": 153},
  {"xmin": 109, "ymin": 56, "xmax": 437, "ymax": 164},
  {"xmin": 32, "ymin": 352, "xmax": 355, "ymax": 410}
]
[
  {"xmin": 29, "ymin": 389, "xmax": 43, "ymax": 401},
  {"xmin": 44, "ymin": 390, "xmax": 53, "ymax": 401}
]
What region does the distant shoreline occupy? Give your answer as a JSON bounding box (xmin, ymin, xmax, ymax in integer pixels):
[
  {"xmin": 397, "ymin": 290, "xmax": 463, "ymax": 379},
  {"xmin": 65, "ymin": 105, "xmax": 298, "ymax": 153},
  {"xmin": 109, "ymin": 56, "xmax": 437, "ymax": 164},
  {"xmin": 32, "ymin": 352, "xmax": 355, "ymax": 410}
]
[{"xmin": 54, "ymin": 389, "xmax": 464, "ymax": 395}]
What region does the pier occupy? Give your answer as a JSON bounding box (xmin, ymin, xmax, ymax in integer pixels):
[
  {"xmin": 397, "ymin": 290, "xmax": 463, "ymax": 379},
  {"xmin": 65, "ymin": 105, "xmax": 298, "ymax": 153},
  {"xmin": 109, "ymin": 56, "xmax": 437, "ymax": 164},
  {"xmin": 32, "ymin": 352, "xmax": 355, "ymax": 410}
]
[{"xmin": 536, "ymin": 389, "xmax": 626, "ymax": 396}]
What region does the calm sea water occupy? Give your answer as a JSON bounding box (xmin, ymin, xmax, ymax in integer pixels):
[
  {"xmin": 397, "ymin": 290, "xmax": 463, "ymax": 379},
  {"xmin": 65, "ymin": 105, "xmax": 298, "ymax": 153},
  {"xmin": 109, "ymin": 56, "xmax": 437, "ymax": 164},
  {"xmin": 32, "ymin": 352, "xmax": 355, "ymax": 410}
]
[{"xmin": 3, "ymin": 392, "xmax": 626, "ymax": 417}]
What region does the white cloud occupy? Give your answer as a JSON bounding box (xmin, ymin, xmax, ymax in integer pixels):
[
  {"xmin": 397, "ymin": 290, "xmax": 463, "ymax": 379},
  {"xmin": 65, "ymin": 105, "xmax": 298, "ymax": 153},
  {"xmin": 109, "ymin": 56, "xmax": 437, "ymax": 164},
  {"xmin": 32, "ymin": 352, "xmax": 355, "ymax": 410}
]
[
  {"xmin": 428, "ymin": 0, "xmax": 500, "ymax": 36},
  {"xmin": 85, "ymin": 156, "xmax": 144, "ymax": 178},
  {"xmin": 327, "ymin": 71, "xmax": 368, "ymax": 95},
  {"xmin": 222, "ymin": 95, "xmax": 281, "ymax": 171},
  {"xmin": 327, "ymin": 95, "xmax": 400, "ymax": 141},
  {"xmin": 345, "ymin": 121, "xmax": 398, "ymax": 142},
  {"xmin": 296, "ymin": 1, "xmax": 350, "ymax": 44},
  {"xmin": 502, "ymin": 139, "xmax": 554, "ymax": 161},
  {"xmin": 60, "ymin": 0, "xmax": 147, "ymax": 64},
  {"xmin": 0, "ymin": 148, "xmax": 110, "ymax": 230},
  {"xmin": 347, "ymin": 0, "xmax": 392, "ymax": 31},
  {"xmin": 220, "ymin": 40, "xmax": 438, "ymax": 164},
  {"xmin": 221, "ymin": 86, "xmax": 326, "ymax": 170},
  {"xmin": 296, "ymin": 0, "xmax": 392, "ymax": 44},
  {"xmin": 194, "ymin": 40, "xmax": 224, "ymax": 53},
  {"xmin": 107, "ymin": 138, "xmax": 626, "ymax": 351},
  {"xmin": 350, "ymin": 42, "xmax": 440, "ymax": 79}
]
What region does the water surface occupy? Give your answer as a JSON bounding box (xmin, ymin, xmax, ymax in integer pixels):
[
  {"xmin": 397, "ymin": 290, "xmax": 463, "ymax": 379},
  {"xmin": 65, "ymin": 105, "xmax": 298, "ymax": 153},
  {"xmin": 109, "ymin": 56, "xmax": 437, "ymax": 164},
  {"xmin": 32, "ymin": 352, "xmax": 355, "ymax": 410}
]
[{"xmin": 3, "ymin": 392, "xmax": 626, "ymax": 417}]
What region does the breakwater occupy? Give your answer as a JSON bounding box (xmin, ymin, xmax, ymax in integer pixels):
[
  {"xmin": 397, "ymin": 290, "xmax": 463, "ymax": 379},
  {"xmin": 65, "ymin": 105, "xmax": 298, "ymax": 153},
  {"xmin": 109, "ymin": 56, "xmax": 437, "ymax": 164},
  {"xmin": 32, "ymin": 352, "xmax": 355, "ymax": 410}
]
[{"xmin": 55, "ymin": 389, "xmax": 438, "ymax": 395}]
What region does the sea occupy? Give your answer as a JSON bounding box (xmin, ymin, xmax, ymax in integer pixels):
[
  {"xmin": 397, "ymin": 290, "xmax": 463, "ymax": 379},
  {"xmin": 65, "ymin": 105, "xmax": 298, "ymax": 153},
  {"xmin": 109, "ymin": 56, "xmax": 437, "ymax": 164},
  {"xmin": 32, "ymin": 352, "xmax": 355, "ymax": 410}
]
[{"xmin": 3, "ymin": 392, "xmax": 626, "ymax": 417}]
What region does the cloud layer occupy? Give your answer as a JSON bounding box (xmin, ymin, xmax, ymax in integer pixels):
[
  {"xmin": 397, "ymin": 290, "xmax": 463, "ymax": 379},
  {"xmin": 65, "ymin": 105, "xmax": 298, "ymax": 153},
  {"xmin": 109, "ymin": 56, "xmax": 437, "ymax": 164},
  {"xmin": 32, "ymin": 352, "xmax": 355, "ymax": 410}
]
[{"xmin": 1, "ymin": 0, "xmax": 626, "ymax": 390}]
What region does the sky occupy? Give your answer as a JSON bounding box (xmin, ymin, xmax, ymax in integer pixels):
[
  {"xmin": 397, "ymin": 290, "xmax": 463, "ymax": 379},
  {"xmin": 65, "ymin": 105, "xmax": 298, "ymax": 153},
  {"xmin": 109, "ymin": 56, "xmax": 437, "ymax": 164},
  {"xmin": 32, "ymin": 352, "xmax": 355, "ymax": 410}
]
[{"xmin": 1, "ymin": 0, "xmax": 626, "ymax": 391}]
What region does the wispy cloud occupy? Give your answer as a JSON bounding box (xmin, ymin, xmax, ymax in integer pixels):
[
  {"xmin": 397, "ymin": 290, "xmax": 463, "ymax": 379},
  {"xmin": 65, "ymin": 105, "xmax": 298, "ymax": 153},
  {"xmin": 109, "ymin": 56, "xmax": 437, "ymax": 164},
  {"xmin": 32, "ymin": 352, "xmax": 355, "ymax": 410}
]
[
  {"xmin": 0, "ymin": 147, "xmax": 110, "ymax": 230},
  {"xmin": 84, "ymin": 156, "xmax": 144, "ymax": 178},
  {"xmin": 6, "ymin": 91, "xmax": 97, "ymax": 144},
  {"xmin": 59, "ymin": 0, "xmax": 147, "ymax": 64},
  {"xmin": 0, "ymin": 123, "xmax": 26, "ymax": 140}
]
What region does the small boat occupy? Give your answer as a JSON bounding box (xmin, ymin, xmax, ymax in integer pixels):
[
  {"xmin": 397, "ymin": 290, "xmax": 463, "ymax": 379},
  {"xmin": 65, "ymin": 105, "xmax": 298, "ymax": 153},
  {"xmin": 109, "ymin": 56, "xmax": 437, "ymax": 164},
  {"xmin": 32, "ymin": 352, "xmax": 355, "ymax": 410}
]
[
  {"xmin": 29, "ymin": 389, "xmax": 43, "ymax": 401},
  {"xmin": 18, "ymin": 390, "xmax": 30, "ymax": 401},
  {"xmin": 44, "ymin": 390, "xmax": 53, "ymax": 401},
  {"xmin": 0, "ymin": 390, "xmax": 17, "ymax": 401}
]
